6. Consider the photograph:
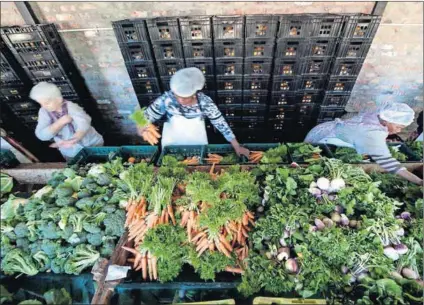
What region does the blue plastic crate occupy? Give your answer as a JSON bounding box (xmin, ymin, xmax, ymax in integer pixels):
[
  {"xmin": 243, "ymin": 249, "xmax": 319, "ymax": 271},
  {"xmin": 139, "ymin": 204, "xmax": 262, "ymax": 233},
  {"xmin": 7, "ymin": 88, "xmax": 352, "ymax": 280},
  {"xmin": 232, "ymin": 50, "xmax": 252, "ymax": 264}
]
[
  {"xmin": 157, "ymin": 145, "xmax": 205, "ymax": 166},
  {"xmin": 203, "ymin": 144, "xmax": 240, "ymax": 164},
  {"xmin": 68, "ymin": 147, "xmax": 121, "ymax": 165},
  {"xmin": 120, "ymin": 146, "xmax": 159, "ymax": 164}
]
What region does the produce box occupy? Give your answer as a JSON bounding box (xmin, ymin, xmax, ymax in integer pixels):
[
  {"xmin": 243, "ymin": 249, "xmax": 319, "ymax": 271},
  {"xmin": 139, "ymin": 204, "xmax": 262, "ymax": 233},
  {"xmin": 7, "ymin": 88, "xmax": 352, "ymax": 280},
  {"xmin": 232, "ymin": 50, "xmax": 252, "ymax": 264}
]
[
  {"xmin": 324, "ymin": 145, "xmax": 371, "ymax": 164},
  {"xmin": 387, "ymin": 142, "xmax": 421, "ymax": 163},
  {"xmin": 286, "ymin": 143, "xmax": 330, "ymax": 163},
  {"xmin": 404, "ymin": 141, "xmax": 423, "ymax": 161},
  {"xmin": 157, "ymin": 145, "xmax": 205, "ymax": 166},
  {"xmin": 240, "ymin": 143, "xmax": 284, "ymax": 164},
  {"xmin": 120, "ymin": 146, "xmax": 159, "ymax": 164},
  {"xmin": 253, "ymin": 296, "xmax": 326, "ymax": 304},
  {"xmin": 68, "ymin": 147, "xmax": 121, "ymax": 165},
  {"xmin": 203, "ymin": 144, "xmax": 241, "ymax": 165},
  {"xmin": 0, "ymin": 149, "xmax": 20, "ymax": 168}
]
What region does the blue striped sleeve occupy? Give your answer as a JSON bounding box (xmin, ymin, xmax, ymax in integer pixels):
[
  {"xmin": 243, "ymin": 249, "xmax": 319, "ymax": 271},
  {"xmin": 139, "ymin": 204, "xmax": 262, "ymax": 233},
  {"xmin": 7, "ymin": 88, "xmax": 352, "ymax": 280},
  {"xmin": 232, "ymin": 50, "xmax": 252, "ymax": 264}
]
[{"xmin": 144, "ymin": 94, "xmax": 167, "ymax": 123}]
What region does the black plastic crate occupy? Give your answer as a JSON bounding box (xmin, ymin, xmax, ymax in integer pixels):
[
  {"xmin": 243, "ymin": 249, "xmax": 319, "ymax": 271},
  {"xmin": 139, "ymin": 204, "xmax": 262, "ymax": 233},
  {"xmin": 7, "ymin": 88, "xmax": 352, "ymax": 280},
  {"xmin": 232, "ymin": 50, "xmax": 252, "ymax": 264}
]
[
  {"xmin": 112, "ymin": 20, "xmax": 149, "ymax": 43},
  {"xmin": 183, "ymin": 40, "xmax": 213, "ymax": 58},
  {"xmin": 20, "ymin": 113, "xmax": 39, "ymax": 124},
  {"xmin": 7, "ymin": 101, "xmax": 40, "ymax": 113},
  {"xmin": 299, "ymin": 57, "xmax": 332, "ymax": 75},
  {"xmin": 213, "ymin": 16, "xmax": 244, "ymax": 39},
  {"xmin": 136, "ymin": 93, "xmax": 162, "ymax": 106},
  {"xmin": 303, "ymin": 38, "xmax": 338, "ymax": 57},
  {"xmin": 153, "ymin": 40, "xmax": 184, "ymax": 60},
  {"xmin": 337, "ymin": 38, "xmax": 372, "ymax": 58},
  {"xmin": 216, "ymin": 75, "xmax": 243, "ymax": 90},
  {"xmin": 273, "ymin": 59, "xmax": 301, "ymax": 76},
  {"xmin": 296, "ymin": 75, "xmax": 327, "ymax": 92},
  {"xmin": 326, "ymin": 76, "xmax": 356, "ymax": 93},
  {"xmin": 180, "ymin": 16, "xmax": 212, "ymax": 40},
  {"xmin": 120, "ymin": 42, "xmax": 153, "ymax": 62},
  {"xmin": 297, "ymin": 114, "xmax": 317, "ymax": 129},
  {"xmin": 342, "ymin": 15, "xmax": 381, "ymax": 39},
  {"xmin": 218, "ymin": 104, "xmax": 243, "ymax": 117},
  {"xmin": 297, "ymin": 92, "xmax": 324, "ymax": 104},
  {"xmin": 125, "ymin": 61, "xmax": 157, "ymax": 79},
  {"xmin": 132, "ymin": 78, "xmax": 161, "ymax": 94},
  {"xmin": 215, "ymin": 57, "xmax": 243, "ymax": 75},
  {"xmin": 157, "ymin": 59, "xmax": 185, "ymax": 76},
  {"xmin": 202, "ymin": 90, "xmax": 216, "ymax": 101},
  {"xmin": 245, "ymin": 38, "xmax": 274, "ymax": 58},
  {"xmin": 317, "ymin": 106, "xmax": 346, "ymax": 121},
  {"xmin": 242, "ymin": 104, "xmax": 267, "ymax": 117},
  {"xmin": 275, "ymin": 39, "xmax": 305, "ymax": 58},
  {"xmin": 272, "ymin": 76, "xmax": 297, "ymax": 92},
  {"xmin": 270, "ymin": 91, "xmax": 297, "ymax": 105},
  {"xmin": 245, "ymin": 15, "xmax": 279, "ymax": 39},
  {"xmin": 268, "ymin": 105, "xmax": 297, "ymax": 120},
  {"xmin": 214, "ymin": 40, "xmax": 243, "ymax": 58},
  {"xmin": 297, "ymin": 103, "xmax": 320, "ymax": 116},
  {"xmin": 237, "ymin": 128, "xmax": 267, "ymax": 142},
  {"xmin": 23, "ymin": 59, "xmax": 66, "ymax": 79},
  {"xmin": 9, "ymin": 106, "xmax": 39, "ymax": 117},
  {"xmin": 243, "ymin": 90, "xmax": 269, "ymax": 104},
  {"xmin": 203, "ymin": 76, "xmax": 216, "ymax": 91},
  {"xmin": 244, "ymin": 58, "xmax": 272, "ymax": 75},
  {"xmin": 322, "ymin": 93, "xmax": 350, "ymax": 107},
  {"xmin": 226, "ymin": 117, "xmax": 244, "ymax": 129},
  {"xmin": 0, "ymin": 54, "xmax": 22, "ymax": 85},
  {"xmin": 240, "ymin": 116, "xmax": 267, "ymax": 129},
  {"xmin": 0, "ymin": 85, "xmax": 27, "ymax": 99},
  {"xmin": 147, "ymin": 17, "xmax": 181, "ymax": 41},
  {"xmin": 186, "ymin": 58, "xmax": 214, "ymax": 75},
  {"xmin": 215, "ymin": 90, "xmax": 243, "ymax": 105},
  {"xmin": 1, "ymin": 24, "xmax": 62, "ymax": 48},
  {"xmin": 50, "ymin": 80, "xmax": 75, "ymax": 95},
  {"xmin": 278, "ymin": 15, "xmax": 343, "ymax": 38},
  {"xmin": 331, "ymin": 58, "xmax": 364, "ymax": 76},
  {"xmin": 243, "ymin": 75, "xmax": 270, "ymax": 91}
]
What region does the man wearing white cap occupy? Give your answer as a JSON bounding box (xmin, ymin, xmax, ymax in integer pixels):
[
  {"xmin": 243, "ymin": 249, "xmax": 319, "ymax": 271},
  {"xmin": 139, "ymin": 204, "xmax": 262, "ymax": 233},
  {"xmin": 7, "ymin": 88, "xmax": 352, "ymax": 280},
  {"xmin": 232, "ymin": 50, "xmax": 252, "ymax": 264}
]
[
  {"xmin": 305, "ymin": 103, "xmax": 422, "ymax": 185},
  {"xmin": 138, "ymin": 67, "xmax": 250, "ymax": 157}
]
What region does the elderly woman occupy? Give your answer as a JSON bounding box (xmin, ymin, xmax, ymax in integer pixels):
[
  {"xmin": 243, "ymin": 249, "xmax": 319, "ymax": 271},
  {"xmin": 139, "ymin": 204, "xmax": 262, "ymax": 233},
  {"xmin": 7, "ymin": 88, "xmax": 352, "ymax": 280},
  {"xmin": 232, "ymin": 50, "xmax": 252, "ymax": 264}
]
[
  {"xmin": 138, "ymin": 67, "xmax": 250, "ymax": 157},
  {"xmin": 305, "ymin": 103, "xmax": 422, "ymax": 185},
  {"xmin": 30, "ymin": 82, "xmax": 103, "ymax": 160}
]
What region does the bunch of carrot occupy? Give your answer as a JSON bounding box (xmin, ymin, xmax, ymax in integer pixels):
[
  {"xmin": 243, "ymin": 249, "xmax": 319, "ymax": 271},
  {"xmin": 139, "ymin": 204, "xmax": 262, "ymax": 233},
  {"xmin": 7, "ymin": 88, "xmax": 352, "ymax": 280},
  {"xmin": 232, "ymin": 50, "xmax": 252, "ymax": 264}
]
[
  {"xmin": 123, "ymin": 247, "xmax": 158, "ymax": 281},
  {"xmin": 248, "ymin": 151, "xmax": 264, "ymax": 163},
  {"xmin": 181, "ymin": 156, "xmax": 200, "ymax": 165},
  {"xmin": 142, "ymin": 124, "xmax": 161, "ymax": 146},
  {"xmin": 204, "ymin": 153, "xmax": 224, "ymax": 164}
]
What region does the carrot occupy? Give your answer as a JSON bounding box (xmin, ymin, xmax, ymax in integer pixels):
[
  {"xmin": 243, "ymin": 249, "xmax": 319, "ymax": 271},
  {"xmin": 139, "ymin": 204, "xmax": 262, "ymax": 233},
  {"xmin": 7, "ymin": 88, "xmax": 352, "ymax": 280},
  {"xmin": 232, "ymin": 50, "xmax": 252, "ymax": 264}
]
[
  {"xmin": 216, "ymin": 240, "xmax": 232, "ymax": 258},
  {"xmin": 127, "ymin": 258, "xmax": 135, "ymax": 263},
  {"xmin": 141, "ymin": 254, "xmax": 147, "ymax": 280},
  {"xmin": 167, "ymin": 205, "xmax": 176, "ymax": 225},
  {"xmin": 219, "ymin": 235, "xmax": 233, "ymax": 252},
  {"xmin": 237, "ymin": 224, "xmax": 243, "ymax": 244},
  {"xmin": 241, "ymin": 226, "xmax": 249, "ymax": 238},
  {"xmin": 187, "ymin": 219, "xmax": 192, "ymax": 242},
  {"xmin": 180, "ymin": 211, "xmax": 190, "ymax": 227},
  {"xmin": 148, "ymin": 126, "xmax": 161, "ymax": 138},
  {"xmin": 246, "ymin": 211, "xmax": 255, "ymax": 219},
  {"xmin": 225, "ymin": 266, "xmax": 244, "ymax": 274},
  {"xmin": 197, "ymin": 242, "xmax": 210, "ymax": 257},
  {"xmin": 151, "ymin": 256, "xmax": 158, "ymax": 280},
  {"xmin": 248, "ymin": 217, "xmax": 255, "ymax": 226},
  {"xmin": 242, "ymin": 214, "xmax": 249, "ymax": 226},
  {"xmin": 147, "ymin": 255, "xmax": 153, "ymax": 281},
  {"xmin": 192, "ymin": 231, "xmax": 206, "ymax": 243},
  {"xmin": 122, "ymin": 246, "xmax": 139, "ymax": 256},
  {"xmin": 209, "ymin": 242, "xmax": 215, "ymax": 252},
  {"xmin": 196, "ymin": 238, "xmax": 209, "ymax": 252}
]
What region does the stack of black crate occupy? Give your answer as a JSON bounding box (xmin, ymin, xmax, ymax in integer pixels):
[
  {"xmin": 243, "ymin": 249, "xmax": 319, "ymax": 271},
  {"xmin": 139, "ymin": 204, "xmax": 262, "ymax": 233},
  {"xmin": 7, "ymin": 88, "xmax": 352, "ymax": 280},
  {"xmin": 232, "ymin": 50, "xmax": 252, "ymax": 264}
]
[
  {"xmin": 179, "ymin": 16, "xmax": 216, "ymax": 140},
  {"xmin": 212, "ymin": 16, "xmax": 244, "ymax": 142},
  {"xmin": 270, "ymin": 15, "xmax": 344, "ymax": 142},
  {"xmin": 147, "ymin": 17, "xmax": 185, "ymax": 93},
  {"xmin": 318, "ymin": 14, "xmax": 381, "ymax": 124},
  {"xmin": 0, "ymin": 25, "xmax": 99, "ymax": 126},
  {"xmin": 242, "ymin": 15, "xmax": 278, "ymax": 143}
]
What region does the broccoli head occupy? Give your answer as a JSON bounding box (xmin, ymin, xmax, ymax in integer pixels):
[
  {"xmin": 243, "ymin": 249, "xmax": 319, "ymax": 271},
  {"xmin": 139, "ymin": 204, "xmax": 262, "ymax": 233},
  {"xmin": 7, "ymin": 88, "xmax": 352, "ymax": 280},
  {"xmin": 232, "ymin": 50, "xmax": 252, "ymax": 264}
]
[
  {"xmin": 77, "ymin": 190, "xmax": 91, "ymax": 199},
  {"xmin": 102, "ymin": 204, "xmax": 117, "ymax": 214},
  {"xmin": 58, "ymin": 207, "xmax": 77, "ymax": 230},
  {"xmin": 14, "ymin": 222, "xmax": 29, "ymax": 238},
  {"xmin": 60, "ymin": 225, "xmax": 74, "ymax": 240},
  {"xmin": 1, "ymin": 248, "xmax": 39, "ymax": 276},
  {"xmin": 16, "ymin": 238, "xmax": 30, "ymax": 249},
  {"xmin": 40, "ymin": 240, "xmax": 61, "ymax": 258},
  {"xmin": 87, "ymin": 232, "xmax": 104, "ymax": 246},
  {"xmin": 63, "ymin": 244, "xmax": 100, "ymax": 275},
  {"xmin": 33, "ymin": 251, "xmax": 51, "ymax": 272},
  {"xmin": 96, "ymin": 173, "xmax": 112, "ymax": 186},
  {"xmin": 40, "ymin": 207, "xmax": 61, "ymax": 221},
  {"xmin": 23, "ymin": 199, "xmax": 45, "ymax": 221},
  {"xmin": 103, "ymin": 209, "xmax": 125, "ymax": 237},
  {"xmin": 82, "ymin": 222, "xmax": 101, "ymax": 234},
  {"xmin": 75, "ymin": 197, "xmax": 95, "ymax": 212},
  {"xmin": 1, "ymin": 235, "xmax": 15, "ymax": 258},
  {"xmin": 28, "ymin": 241, "xmax": 42, "ymax": 255},
  {"xmin": 48, "ymin": 171, "xmax": 67, "ymax": 187},
  {"xmin": 69, "ymin": 212, "xmax": 88, "ymax": 233},
  {"xmin": 100, "ymin": 239, "xmax": 116, "ymax": 258},
  {"xmin": 38, "ymin": 221, "xmax": 61, "ymax": 240},
  {"xmin": 51, "ymin": 255, "xmax": 67, "ymax": 274},
  {"xmin": 56, "ymin": 197, "xmax": 77, "ymax": 207},
  {"xmin": 54, "ymin": 185, "xmax": 74, "ymax": 198}
]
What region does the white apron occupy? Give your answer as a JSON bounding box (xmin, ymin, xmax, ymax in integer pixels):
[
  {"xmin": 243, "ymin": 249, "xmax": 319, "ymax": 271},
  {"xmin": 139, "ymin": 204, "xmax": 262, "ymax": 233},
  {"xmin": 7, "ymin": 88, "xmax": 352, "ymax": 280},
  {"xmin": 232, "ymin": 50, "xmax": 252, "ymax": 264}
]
[{"xmin": 161, "ymin": 114, "xmax": 208, "ymax": 148}]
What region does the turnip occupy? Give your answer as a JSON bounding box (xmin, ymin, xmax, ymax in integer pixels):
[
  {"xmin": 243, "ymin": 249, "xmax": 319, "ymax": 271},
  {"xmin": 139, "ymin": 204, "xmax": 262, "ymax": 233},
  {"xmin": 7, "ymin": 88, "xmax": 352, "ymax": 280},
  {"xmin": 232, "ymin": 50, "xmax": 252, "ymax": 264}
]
[
  {"xmin": 349, "ymin": 220, "xmax": 357, "ymax": 228},
  {"xmin": 384, "ymin": 247, "xmax": 400, "ymax": 261},
  {"xmin": 256, "ymin": 206, "xmax": 264, "ymax": 213},
  {"xmin": 331, "ymin": 212, "xmax": 341, "ymax": 223},
  {"xmin": 309, "ymin": 181, "xmax": 318, "ymax": 189},
  {"xmin": 316, "ymin": 177, "xmax": 330, "ymax": 191},
  {"xmin": 328, "ymin": 194, "xmax": 337, "ymax": 201},
  {"xmin": 283, "ymin": 230, "xmax": 291, "ymax": 238},
  {"xmin": 400, "ymin": 212, "xmax": 411, "ymax": 220},
  {"xmin": 322, "ymin": 217, "xmax": 334, "ymax": 228},
  {"xmin": 402, "ymin": 268, "xmax": 419, "ymax": 280},
  {"xmin": 308, "ymin": 187, "xmax": 322, "ymax": 196},
  {"xmin": 279, "ymin": 238, "xmax": 287, "ymax": 247},
  {"xmin": 389, "ymin": 271, "xmax": 403, "ymax": 280},
  {"xmin": 285, "ymin": 258, "xmax": 298, "ymax": 273},
  {"xmin": 340, "ymin": 214, "xmax": 349, "ymax": 226},
  {"xmin": 334, "ymin": 205, "xmax": 343, "ymax": 214},
  {"xmin": 330, "ymin": 178, "xmax": 345, "ymax": 191},
  {"xmin": 277, "ymin": 247, "xmax": 290, "ymax": 261},
  {"xmin": 309, "ymin": 225, "xmax": 317, "ymax": 232},
  {"xmin": 394, "ymin": 244, "xmax": 408, "ymax": 255},
  {"xmin": 314, "ymin": 219, "xmax": 325, "ymax": 230},
  {"xmin": 396, "ymin": 227, "xmax": 405, "ymax": 237},
  {"xmin": 341, "ymin": 266, "xmax": 349, "ymax": 274}
]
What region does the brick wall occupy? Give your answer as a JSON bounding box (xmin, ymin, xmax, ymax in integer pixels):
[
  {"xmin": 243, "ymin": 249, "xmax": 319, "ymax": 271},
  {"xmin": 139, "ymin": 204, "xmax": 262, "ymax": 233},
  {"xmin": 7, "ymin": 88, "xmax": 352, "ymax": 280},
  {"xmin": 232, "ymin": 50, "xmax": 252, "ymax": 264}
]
[{"xmin": 1, "ymin": 1, "xmax": 422, "ymax": 137}]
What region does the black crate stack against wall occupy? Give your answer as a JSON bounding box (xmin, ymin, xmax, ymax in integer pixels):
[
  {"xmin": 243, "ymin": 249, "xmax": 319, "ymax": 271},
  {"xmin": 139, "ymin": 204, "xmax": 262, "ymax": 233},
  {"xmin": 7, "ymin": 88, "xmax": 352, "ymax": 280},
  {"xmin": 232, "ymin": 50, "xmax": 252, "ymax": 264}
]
[
  {"xmin": 318, "ymin": 14, "xmax": 381, "ymax": 124},
  {"xmin": 212, "ymin": 15, "xmax": 245, "ymax": 142}
]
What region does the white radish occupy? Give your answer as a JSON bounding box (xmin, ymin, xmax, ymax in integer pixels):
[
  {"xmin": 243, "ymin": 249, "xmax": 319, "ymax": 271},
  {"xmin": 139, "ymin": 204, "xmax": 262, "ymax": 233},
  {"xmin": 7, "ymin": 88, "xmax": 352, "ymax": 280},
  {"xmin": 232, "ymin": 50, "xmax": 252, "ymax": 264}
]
[
  {"xmin": 330, "ymin": 178, "xmax": 346, "ymax": 191},
  {"xmin": 309, "ymin": 181, "xmax": 318, "ymax": 189},
  {"xmin": 402, "ymin": 268, "xmax": 419, "ymax": 280},
  {"xmin": 384, "ymin": 247, "xmax": 400, "ymax": 261},
  {"xmin": 308, "ymin": 187, "xmax": 322, "ymax": 196},
  {"xmin": 316, "ymin": 177, "xmax": 330, "ymax": 191}
]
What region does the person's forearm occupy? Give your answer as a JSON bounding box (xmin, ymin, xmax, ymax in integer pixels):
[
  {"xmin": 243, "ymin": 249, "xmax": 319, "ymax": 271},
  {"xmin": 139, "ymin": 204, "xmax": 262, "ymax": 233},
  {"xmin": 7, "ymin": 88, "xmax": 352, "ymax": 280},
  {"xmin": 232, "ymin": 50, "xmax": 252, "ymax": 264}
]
[
  {"xmin": 397, "ymin": 169, "xmax": 423, "ymax": 185},
  {"xmin": 230, "ymin": 138, "xmax": 240, "ymax": 149},
  {"xmin": 72, "ymin": 130, "xmax": 88, "ymax": 142},
  {"xmin": 48, "ymin": 119, "xmax": 68, "ymax": 135}
]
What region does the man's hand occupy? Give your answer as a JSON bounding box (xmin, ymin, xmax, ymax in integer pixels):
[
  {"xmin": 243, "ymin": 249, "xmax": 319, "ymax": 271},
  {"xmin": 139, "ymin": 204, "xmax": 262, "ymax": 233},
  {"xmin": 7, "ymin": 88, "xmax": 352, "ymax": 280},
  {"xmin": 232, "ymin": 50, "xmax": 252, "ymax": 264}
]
[{"xmin": 60, "ymin": 115, "xmax": 73, "ymax": 125}]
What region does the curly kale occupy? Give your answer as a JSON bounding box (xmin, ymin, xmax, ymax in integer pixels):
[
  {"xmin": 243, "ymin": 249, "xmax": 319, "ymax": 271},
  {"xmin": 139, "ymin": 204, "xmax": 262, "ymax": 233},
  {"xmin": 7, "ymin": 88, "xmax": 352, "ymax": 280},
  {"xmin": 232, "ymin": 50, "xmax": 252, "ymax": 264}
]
[
  {"xmin": 75, "ymin": 197, "xmax": 95, "ymax": 212},
  {"xmin": 53, "ymin": 185, "xmax": 74, "ymax": 198}
]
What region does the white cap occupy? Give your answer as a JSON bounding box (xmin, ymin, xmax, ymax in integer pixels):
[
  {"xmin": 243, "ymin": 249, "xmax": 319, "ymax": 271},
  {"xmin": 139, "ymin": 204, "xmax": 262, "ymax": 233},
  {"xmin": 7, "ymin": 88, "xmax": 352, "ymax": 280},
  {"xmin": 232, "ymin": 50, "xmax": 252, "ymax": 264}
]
[
  {"xmin": 170, "ymin": 67, "xmax": 205, "ymax": 97},
  {"xmin": 379, "ymin": 103, "xmax": 415, "ymax": 126}
]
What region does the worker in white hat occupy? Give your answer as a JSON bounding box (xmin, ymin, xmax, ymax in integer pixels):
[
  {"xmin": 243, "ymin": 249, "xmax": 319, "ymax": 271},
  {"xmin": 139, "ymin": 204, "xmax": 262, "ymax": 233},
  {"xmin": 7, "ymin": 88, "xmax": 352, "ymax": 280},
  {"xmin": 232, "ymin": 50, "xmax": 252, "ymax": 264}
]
[
  {"xmin": 137, "ymin": 67, "xmax": 250, "ymax": 157},
  {"xmin": 305, "ymin": 103, "xmax": 422, "ymax": 185}
]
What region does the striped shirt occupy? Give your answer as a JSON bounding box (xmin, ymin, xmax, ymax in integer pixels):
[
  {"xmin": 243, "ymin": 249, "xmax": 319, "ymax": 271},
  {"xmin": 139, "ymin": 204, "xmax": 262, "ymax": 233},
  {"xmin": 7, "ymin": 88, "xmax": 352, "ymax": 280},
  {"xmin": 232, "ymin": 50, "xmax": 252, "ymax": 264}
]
[{"xmin": 144, "ymin": 91, "xmax": 235, "ymax": 142}]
